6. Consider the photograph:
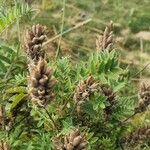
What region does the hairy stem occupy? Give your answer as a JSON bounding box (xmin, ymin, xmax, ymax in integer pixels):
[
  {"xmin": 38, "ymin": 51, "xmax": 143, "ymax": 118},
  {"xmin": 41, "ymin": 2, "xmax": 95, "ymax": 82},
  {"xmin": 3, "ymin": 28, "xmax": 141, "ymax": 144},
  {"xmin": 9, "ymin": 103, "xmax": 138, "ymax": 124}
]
[{"xmin": 121, "ymin": 112, "xmax": 137, "ymax": 124}]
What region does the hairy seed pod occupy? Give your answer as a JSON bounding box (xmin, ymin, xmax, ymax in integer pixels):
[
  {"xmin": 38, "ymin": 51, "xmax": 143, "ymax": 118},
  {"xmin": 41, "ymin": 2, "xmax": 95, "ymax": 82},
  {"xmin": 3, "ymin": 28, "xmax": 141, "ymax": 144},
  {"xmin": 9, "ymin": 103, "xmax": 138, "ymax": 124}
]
[
  {"xmin": 28, "ymin": 58, "xmax": 56, "ymax": 107},
  {"xmin": 0, "ymin": 141, "xmax": 10, "ymax": 150},
  {"xmin": 135, "ymin": 83, "xmax": 150, "ymax": 113},
  {"xmin": 53, "ymin": 129, "xmax": 87, "ymax": 150},
  {"xmin": 74, "ymin": 76, "xmax": 99, "ymax": 106},
  {"xmin": 24, "ymin": 24, "xmax": 47, "ymax": 61},
  {"xmin": 122, "ymin": 126, "xmax": 150, "ymax": 148},
  {"xmin": 100, "ymin": 84, "xmax": 116, "ymax": 120},
  {"xmin": 96, "ymin": 21, "xmax": 114, "ymax": 52},
  {"xmin": 73, "ymin": 136, "xmax": 82, "ymax": 146}
]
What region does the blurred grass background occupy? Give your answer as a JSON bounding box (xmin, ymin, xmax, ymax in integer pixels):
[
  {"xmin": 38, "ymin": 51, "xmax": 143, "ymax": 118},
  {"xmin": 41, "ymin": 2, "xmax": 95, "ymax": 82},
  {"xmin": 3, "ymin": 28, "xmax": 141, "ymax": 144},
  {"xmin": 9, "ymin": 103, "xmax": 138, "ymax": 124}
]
[{"xmin": 1, "ymin": 0, "xmax": 150, "ymax": 81}]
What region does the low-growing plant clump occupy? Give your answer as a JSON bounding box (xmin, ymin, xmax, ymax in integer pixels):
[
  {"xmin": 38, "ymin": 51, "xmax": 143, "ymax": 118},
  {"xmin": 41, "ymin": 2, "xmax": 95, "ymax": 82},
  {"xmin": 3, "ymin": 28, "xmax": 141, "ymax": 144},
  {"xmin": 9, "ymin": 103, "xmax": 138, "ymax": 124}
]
[{"xmin": 0, "ymin": 22, "xmax": 150, "ymax": 150}]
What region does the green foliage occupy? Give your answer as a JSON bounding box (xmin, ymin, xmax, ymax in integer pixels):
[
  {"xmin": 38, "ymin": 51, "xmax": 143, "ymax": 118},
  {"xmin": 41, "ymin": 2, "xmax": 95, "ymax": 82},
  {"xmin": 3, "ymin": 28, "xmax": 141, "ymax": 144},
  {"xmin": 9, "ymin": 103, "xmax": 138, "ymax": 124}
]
[
  {"xmin": 0, "ymin": 47, "xmax": 149, "ymax": 149},
  {"xmin": 0, "ymin": 45, "xmax": 149, "ymax": 150},
  {"xmin": 0, "ymin": 44, "xmax": 27, "ymax": 79},
  {"xmin": 0, "ymin": 1, "xmax": 31, "ymax": 34}
]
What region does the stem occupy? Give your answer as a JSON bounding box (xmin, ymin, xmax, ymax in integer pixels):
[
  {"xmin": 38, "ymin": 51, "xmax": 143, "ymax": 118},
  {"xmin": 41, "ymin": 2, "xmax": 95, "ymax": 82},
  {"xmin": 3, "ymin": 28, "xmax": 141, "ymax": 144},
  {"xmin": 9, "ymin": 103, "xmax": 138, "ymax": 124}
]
[
  {"xmin": 132, "ymin": 63, "xmax": 150, "ymax": 78},
  {"xmin": 42, "ymin": 0, "xmax": 46, "ymax": 10},
  {"xmin": 121, "ymin": 112, "xmax": 136, "ymax": 124},
  {"xmin": 14, "ymin": 0, "xmax": 21, "ymax": 42},
  {"xmin": 119, "ymin": 141, "xmax": 125, "ymax": 150},
  {"xmin": 140, "ymin": 38, "xmax": 144, "ymax": 79},
  {"xmin": 110, "ymin": 112, "xmax": 137, "ymax": 133},
  {"xmin": 55, "ymin": 0, "xmax": 66, "ymax": 59},
  {"xmin": 4, "ymin": 61, "xmax": 15, "ymax": 80},
  {"xmin": 43, "ymin": 107, "xmax": 59, "ymax": 132},
  {"xmin": 16, "ymin": 14, "xmax": 21, "ymax": 43}
]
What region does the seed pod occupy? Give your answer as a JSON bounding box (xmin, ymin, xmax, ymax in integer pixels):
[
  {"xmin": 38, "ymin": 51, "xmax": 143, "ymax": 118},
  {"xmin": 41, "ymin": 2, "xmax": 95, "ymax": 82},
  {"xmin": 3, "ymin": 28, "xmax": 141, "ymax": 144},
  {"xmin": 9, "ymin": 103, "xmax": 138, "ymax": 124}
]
[
  {"xmin": 0, "ymin": 141, "xmax": 10, "ymax": 150},
  {"xmin": 73, "ymin": 136, "xmax": 82, "ymax": 146},
  {"xmin": 96, "ymin": 21, "xmax": 114, "ymax": 52},
  {"xmin": 53, "ymin": 129, "xmax": 87, "ymax": 150},
  {"xmin": 64, "ymin": 129, "xmax": 87, "ymax": 150},
  {"xmin": 30, "ymin": 88, "xmax": 38, "ymax": 95},
  {"xmin": 39, "ymin": 35, "xmax": 46, "ymax": 42},
  {"xmin": 31, "ymin": 77, "xmax": 38, "ymax": 87},
  {"xmin": 74, "ymin": 76, "xmax": 99, "ymax": 105},
  {"xmin": 39, "ymin": 75, "xmax": 48, "ymax": 86},
  {"xmin": 52, "ymin": 137, "xmax": 64, "ymax": 150},
  {"xmin": 24, "ymin": 24, "xmax": 47, "ymax": 61},
  {"xmin": 100, "ymin": 84, "xmax": 116, "ymax": 120},
  {"xmin": 28, "ymin": 58, "xmax": 56, "ymax": 107},
  {"xmin": 122, "ymin": 126, "xmax": 150, "ymax": 148},
  {"xmin": 135, "ymin": 83, "xmax": 150, "ymax": 113}
]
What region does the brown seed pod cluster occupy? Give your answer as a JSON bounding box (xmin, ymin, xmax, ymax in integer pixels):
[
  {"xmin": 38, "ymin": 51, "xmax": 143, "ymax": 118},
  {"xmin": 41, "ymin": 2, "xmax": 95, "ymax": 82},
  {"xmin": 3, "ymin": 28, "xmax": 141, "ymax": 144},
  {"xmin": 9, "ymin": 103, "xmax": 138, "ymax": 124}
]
[
  {"xmin": 0, "ymin": 141, "xmax": 10, "ymax": 150},
  {"xmin": 73, "ymin": 76, "xmax": 99, "ymax": 105},
  {"xmin": 135, "ymin": 83, "xmax": 150, "ymax": 113},
  {"xmin": 24, "ymin": 24, "xmax": 57, "ymax": 107},
  {"xmin": 122, "ymin": 126, "xmax": 150, "ymax": 148},
  {"xmin": 24, "ymin": 24, "xmax": 47, "ymax": 61},
  {"xmin": 0, "ymin": 106, "xmax": 15, "ymax": 132},
  {"xmin": 52, "ymin": 137, "xmax": 64, "ymax": 150},
  {"xmin": 100, "ymin": 84, "xmax": 116, "ymax": 119},
  {"xmin": 96, "ymin": 21, "xmax": 113, "ymax": 52},
  {"xmin": 28, "ymin": 58, "xmax": 56, "ymax": 107},
  {"xmin": 53, "ymin": 129, "xmax": 87, "ymax": 150}
]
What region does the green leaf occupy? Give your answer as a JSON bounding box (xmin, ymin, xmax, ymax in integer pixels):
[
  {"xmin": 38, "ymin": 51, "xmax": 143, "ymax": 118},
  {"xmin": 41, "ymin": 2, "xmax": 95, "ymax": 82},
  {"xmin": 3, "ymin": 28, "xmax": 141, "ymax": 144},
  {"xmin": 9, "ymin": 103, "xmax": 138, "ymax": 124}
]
[
  {"xmin": 61, "ymin": 117, "xmax": 74, "ymax": 135},
  {"xmin": 113, "ymin": 82, "xmax": 126, "ymax": 92},
  {"xmin": 91, "ymin": 94, "xmax": 107, "ymax": 112},
  {"xmin": 84, "ymin": 102, "xmax": 96, "ymax": 116},
  {"xmin": 0, "ymin": 2, "xmax": 31, "ymax": 34},
  {"xmin": 0, "ymin": 45, "xmax": 15, "ymax": 53},
  {"xmin": 90, "ymin": 137, "xmax": 99, "ymax": 144},
  {"xmin": 99, "ymin": 73, "xmax": 107, "ymax": 83},
  {"xmin": 100, "ymin": 102, "xmax": 105, "ymax": 109},
  {"xmin": 0, "ymin": 54, "xmax": 11, "ymax": 64},
  {"xmin": 105, "ymin": 58, "xmax": 112, "ymax": 72},
  {"xmin": 10, "ymin": 93, "xmax": 27, "ymax": 113},
  {"xmin": 98, "ymin": 60, "xmax": 105, "ymax": 73},
  {"xmin": 62, "ymin": 117, "xmax": 73, "ymax": 129},
  {"xmin": 107, "ymin": 71, "xmax": 119, "ymax": 80},
  {"xmin": 0, "ymin": 60, "xmax": 6, "ymax": 72},
  {"xmin": 6, "ymin": 86, "xmax": 27, "ymax": 94}
]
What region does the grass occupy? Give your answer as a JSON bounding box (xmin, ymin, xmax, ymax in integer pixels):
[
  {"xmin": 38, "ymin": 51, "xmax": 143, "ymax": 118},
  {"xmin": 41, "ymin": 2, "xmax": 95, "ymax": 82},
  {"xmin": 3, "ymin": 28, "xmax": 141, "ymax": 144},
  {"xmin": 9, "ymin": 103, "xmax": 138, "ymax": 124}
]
[
  {"xmin": 1, "ymin": 0, "xmax": 150, "ymax": 79},
  {"xmin": 30, "ymin": 0, "xmax": 150, "ymax": 78}
]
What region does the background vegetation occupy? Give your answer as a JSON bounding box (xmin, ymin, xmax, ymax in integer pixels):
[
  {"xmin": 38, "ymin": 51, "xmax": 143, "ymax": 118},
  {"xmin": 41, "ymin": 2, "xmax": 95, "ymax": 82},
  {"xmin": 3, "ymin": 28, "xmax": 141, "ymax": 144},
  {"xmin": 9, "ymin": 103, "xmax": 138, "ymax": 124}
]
[{"xmin": 0, "ymin": 0, "xmax": 150, "ymax": 149}]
